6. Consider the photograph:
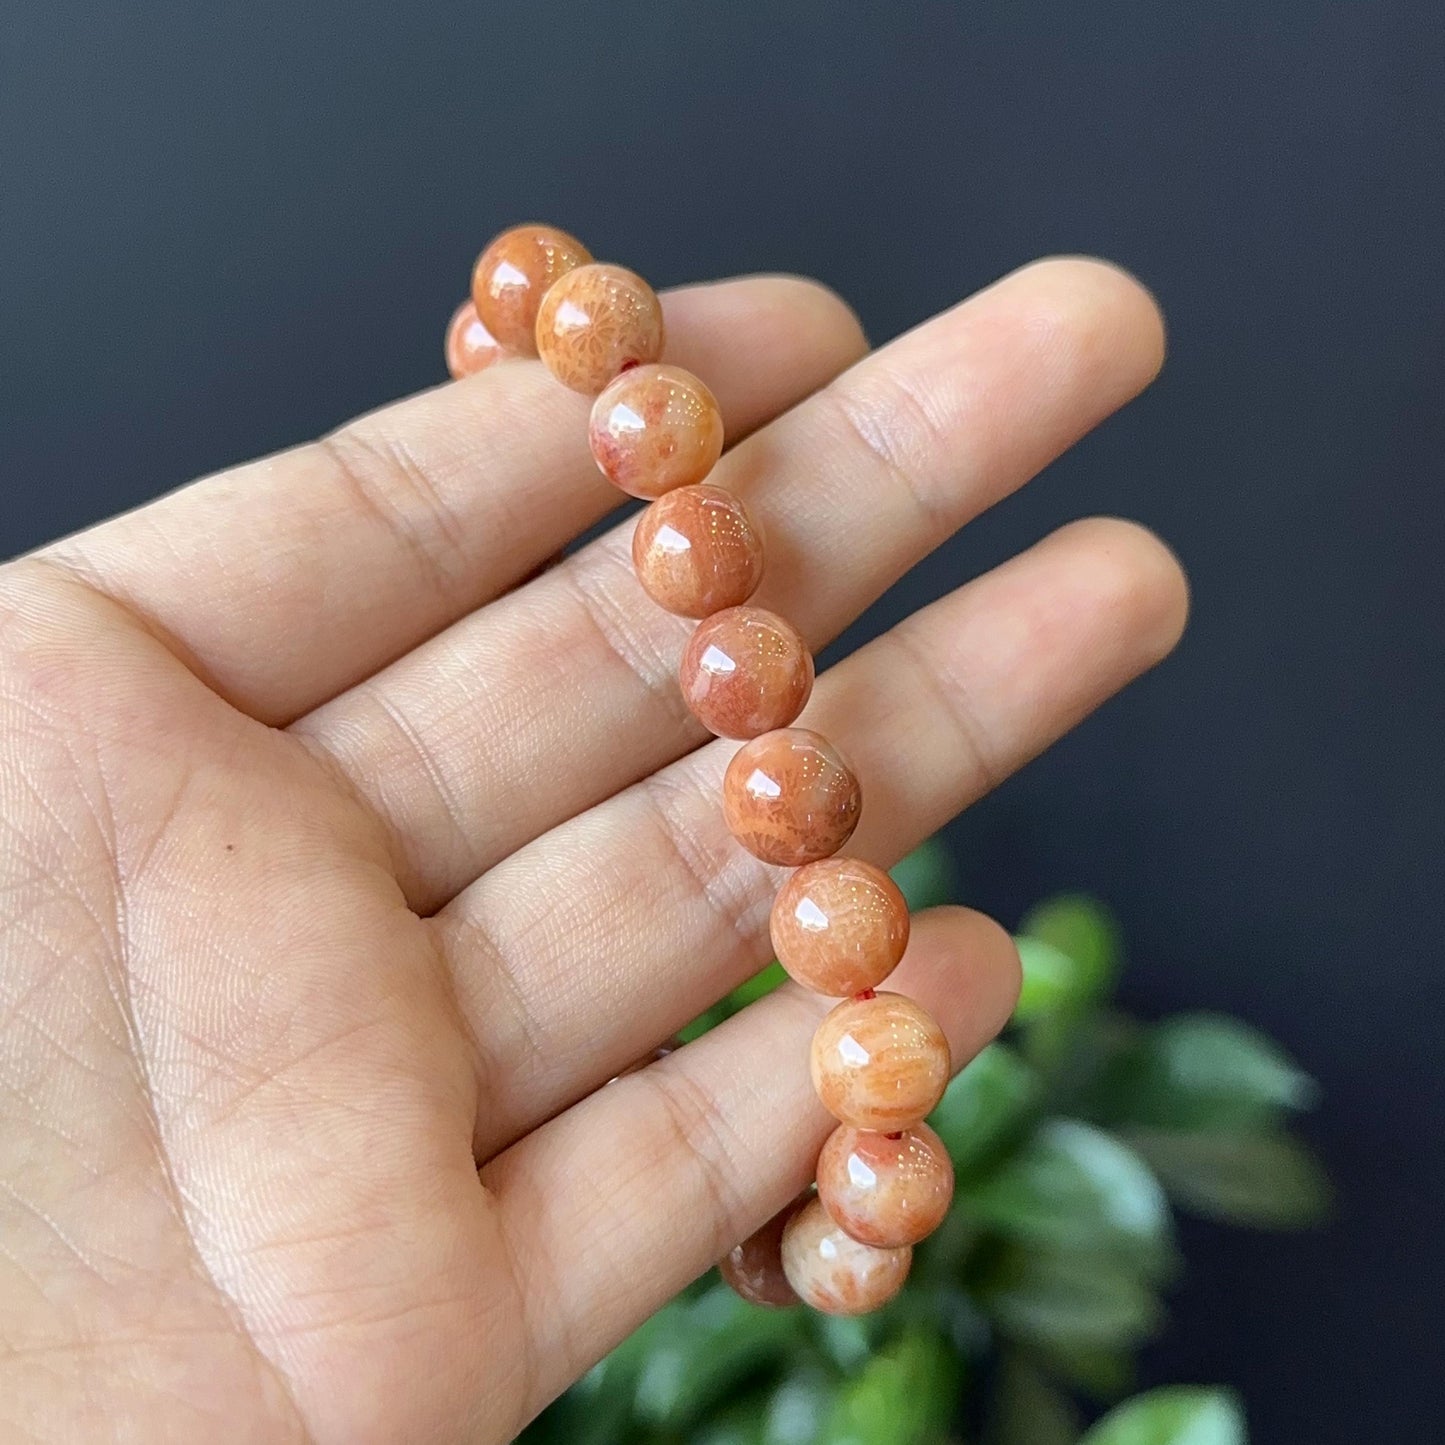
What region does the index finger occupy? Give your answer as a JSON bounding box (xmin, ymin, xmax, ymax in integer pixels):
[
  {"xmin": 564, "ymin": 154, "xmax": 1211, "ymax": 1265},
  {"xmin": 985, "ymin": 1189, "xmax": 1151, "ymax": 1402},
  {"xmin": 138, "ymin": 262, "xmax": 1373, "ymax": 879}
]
[{"xmin": 30, "ymin": 275, "xmax": 867, "ymax": 724}]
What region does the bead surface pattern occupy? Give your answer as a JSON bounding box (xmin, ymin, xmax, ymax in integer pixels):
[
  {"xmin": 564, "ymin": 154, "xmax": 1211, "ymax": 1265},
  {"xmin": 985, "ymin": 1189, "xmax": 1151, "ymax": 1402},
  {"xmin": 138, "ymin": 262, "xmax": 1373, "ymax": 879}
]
[
  {"xmin": 770, "ymin": 858, "xmax": 909, "ymax": 996},
  {"xmin": 810, "ymin": 992, "xmax": 951, "ymax": 1131},
  {"xmin": 631, "ymin": 485, "xmax": 765, "ymax": 618},
  {"xmin": 471, "ymin": 224, "xmax": 591, "ymax": 356},
  {"xmin": 589, "ymin": 363, "xmax": 725, "ymax": 499},
  {"xmin": 450, "ymin": 223, "xmax": 962, "ymax": 1322},
  {"xmin": 816, "ymin": 1122, "xmax": 954, "ymax": 1249},
  {"xmin": 780, "ymin": 1198, "xmax": 912, "ymax": 1316},
  {"xmin": 680, "ymin": 607, "xmax": 813, "ymax": 739},
  {"xmin": 536, "ymin": 263, "xmax": 666, "ymax": 394},
  {"xmin": 719, "ymin": 1200, "xmax": 804, "ymax": 1309},
  {"xmin": 722, "ymin": 728, "xmax": 861, "ymax": 866}
]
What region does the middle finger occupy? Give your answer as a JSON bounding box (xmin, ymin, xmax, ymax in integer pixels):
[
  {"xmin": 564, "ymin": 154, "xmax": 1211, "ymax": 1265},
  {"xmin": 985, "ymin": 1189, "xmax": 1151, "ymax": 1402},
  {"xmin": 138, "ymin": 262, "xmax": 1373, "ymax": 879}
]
[{"xmin": 297, "ymin": 257, "xmax": 1163, "ymax": 912}]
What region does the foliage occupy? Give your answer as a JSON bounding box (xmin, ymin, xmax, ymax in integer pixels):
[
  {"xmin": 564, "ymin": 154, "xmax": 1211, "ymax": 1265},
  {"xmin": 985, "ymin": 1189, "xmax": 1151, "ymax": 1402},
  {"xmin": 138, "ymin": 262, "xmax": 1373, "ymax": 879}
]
[{"xmin": 524, "ymin": 839, "xmax": 1329, "ymax": 1444}]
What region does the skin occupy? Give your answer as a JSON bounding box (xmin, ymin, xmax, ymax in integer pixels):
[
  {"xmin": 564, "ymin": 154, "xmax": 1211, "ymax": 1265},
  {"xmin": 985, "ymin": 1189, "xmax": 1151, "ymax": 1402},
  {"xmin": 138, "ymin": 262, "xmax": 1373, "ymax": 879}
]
[{"xmin": 0, "ymin": 259, "xmax": 1187, "ymax": 1444}]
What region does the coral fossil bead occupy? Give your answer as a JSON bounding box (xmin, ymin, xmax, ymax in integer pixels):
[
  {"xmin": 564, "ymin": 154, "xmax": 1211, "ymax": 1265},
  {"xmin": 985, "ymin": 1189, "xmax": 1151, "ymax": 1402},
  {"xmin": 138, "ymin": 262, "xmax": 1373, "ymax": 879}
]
[
  {"xmin": 817, "ymin": 1122, "xmax": 954, "ymax": 1249},
  {"xmin": 719, "ymin": 1201, "xmax": 804, "ymax": 1309},
  {"xmin": 722, "ymin": 728, "xmax": 861, "ymax": 867},
  {"xmin": 471, "ymin": 224, "xmax": 591, "ymax": 357},
  {"xmin": 680, "ymin": 607, "xmax": 813, "ymax": 740},
  {"xmin": 444, "ymin": 300, "xmax": 504, "ymax": 379},
  {"xmin": 631, "ymin": 485, "xmax": 764, "ymax": 618},
  {"xmin": 780, "ymin": 1198, "xmax": 911, "ymax": 1316},
  {"xmin": 535, "ymin": 262, "xmax": 666, "ymax": 394},
  {"xmin": 770, "ymin": 858, "xmax": 909, "ymax": 996},
  {"xmin": 810, "ymin": 992, "xmax": 950, "ymax": 1131},
  {"xmin": 589, "ymin": 364, "xmax": 725, "ymax": 498}
]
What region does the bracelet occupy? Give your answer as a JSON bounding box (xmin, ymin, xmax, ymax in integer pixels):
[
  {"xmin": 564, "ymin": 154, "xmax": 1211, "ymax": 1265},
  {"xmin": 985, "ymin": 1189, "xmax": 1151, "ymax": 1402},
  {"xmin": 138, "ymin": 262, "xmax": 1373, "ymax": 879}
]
[{"xmin": 448, "ymin": 225, "xmax": 955, "ymax": 1317}]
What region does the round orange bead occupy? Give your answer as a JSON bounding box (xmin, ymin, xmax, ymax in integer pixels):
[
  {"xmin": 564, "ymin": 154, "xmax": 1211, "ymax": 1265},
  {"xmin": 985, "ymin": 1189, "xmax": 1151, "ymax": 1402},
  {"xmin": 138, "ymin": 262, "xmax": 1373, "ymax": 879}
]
[
  {"xmin": 680, "ymin": 607, "xmax": 813, "ymax": 740},
  {"xmin": 809, "ymin": 992, "xmax": 950, "ymax": 1132},
  {"xmin": 770, "ymin": 858, "xmax": 909, "ymax": 996},
  {"xmin": 719, "ymin": 1198, "xmax": 805, "ymax": 1309},
  {"xmin": 816, "ymin": 1122, "xmax": 954, "ymax": 1249},
  {"xmin": 444, "ymin": 299, "xmax": 504, "ymax": 379},
  {"xmin": 535, "ymin": 262, "xmax": 665, "ymax": 394},
  {"xmin": 471, "ymin": 224, "xmax": 591, "ymax": 357},
  {"xmin": 722, "ymin": 728, "xmax": 860, "ymax": 867},
  {"xmin": 779, "ymin": 1198, "xmax": 911, "ymax": 1316},
  {"xmin": 589, "ymin": 363, "xmax": 725, "ymax": 499},
  {"xmin": 631, "ymin": 485, "xmax": 764, "ymax": 618}
]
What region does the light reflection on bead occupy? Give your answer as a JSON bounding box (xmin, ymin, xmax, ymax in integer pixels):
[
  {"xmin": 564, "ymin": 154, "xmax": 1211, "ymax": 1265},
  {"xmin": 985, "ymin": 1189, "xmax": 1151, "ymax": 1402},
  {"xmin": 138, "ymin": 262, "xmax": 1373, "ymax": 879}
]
[
  {"xmin": 589, "ymin": 363, "xmax": 724, "ymax": 498},
  {"xmin": 471, "ymin": 224, "xmax": 591, "ymax": 356},
  {"xmin": 722, "ymin": 728, "xmax": 860, "ymax": 866},
  {"xmin": 631, "ymin": 485, "xmax": 764, "ymax": 618},
  {"xmin": 535, "ymin": 263, "xmax": 665, "ymax": 394},
  {"xmin": 779, "ymin": 1198, "xmax": 911, "ymax": 1316},
  {"xmin": 444, "ymin": 300, "xmax": 504, "ymax": 379},
  {"xmin": 680, "ymin": 607, "xmax": 813, "ymax": 739},
  {"xmin": 809, "ymin": 992, "xmax": 950, "ymax": 1131},
  {"xmin": 816, "ymin": 1122, "xmax": 954, "ymax": 1248},
  {"xmin": 770, "ymin": 858, "xmax": 909, "ymax": 996}
]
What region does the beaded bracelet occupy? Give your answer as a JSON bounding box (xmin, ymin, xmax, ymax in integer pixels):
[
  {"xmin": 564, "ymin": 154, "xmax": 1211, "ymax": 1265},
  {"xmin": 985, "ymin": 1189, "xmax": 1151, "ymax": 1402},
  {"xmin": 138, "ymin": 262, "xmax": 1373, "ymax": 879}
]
[{"xmin": 448, "ymin": 225, "xmax": 955, "ymax": 1317}]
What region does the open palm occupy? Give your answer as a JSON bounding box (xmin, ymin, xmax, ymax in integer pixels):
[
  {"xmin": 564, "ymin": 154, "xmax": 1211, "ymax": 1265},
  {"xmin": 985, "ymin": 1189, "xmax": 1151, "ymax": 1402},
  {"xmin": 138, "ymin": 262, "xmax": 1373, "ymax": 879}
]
[{"xmin": 0, "ymin": 260, "xmax": 1185, "ymax": 1444}]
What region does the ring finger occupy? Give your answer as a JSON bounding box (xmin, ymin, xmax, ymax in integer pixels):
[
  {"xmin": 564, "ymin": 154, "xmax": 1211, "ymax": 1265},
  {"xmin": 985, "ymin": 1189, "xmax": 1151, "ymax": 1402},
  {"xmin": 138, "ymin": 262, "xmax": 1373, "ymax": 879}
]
[{"xmin": 438, "ymin": 515, "xmax": 1188, "ymax": 1160}]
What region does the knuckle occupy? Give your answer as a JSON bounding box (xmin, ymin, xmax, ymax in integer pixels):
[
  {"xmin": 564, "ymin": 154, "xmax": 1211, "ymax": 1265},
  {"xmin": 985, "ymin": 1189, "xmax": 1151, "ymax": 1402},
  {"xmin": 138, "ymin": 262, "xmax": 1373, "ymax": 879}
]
[
  {"xmin": 823, "ymin": 365, "xmax": 954, "ymax": 527},
  {"xmin": 645, "ymin": 1065, "xmax": 750, "ymax": 1255},
  {"xmin": 317, "ymin": 424, "xmax": 473, "ymax": 602}
]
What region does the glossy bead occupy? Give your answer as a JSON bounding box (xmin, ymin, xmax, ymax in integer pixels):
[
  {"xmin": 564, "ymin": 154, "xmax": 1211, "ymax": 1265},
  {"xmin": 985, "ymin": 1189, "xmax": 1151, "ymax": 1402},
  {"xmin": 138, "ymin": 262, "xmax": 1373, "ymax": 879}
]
[
  {"xmin": 589, "ymin": 364, "xmax": 725, "ymax": 499},
  {"xmin": 780, "ymin": 1198, "xmax": 911, "ymax": 1316},
  {"xmin": 444, "ymin": 299, "xmax": 504, "ymax": 379},
  {"xmin": 770, "ymin": 859, "xmax": 909, "ymax": 996},
  {"xmin": 535, "ymin": 262, "xmax": 665, "ymax": 394},
  {"xmin": 631, "ymin": 485, "xmax": 764, "ymax": 618},
  {"xmin": 719, "ymin": 1198, "xmax": 806, "ymax": 1309},
  {"xmin": 810, "ymin": 992, "xmax": 950, "ymax": 1132},
  {"xmin": 722, "ymin": 728, "xmax": 861, "ymax": 866},
  {"xmin": 471, "ymin": 224, "xmax": 591, "ymax": 357},
  {"xmin": 680, "ymin": 607, "xmax": 813, "ymax": 739},
  {"xmin": 816, "ymin": 1122, "xmax": 954, "ymax": 1249}
]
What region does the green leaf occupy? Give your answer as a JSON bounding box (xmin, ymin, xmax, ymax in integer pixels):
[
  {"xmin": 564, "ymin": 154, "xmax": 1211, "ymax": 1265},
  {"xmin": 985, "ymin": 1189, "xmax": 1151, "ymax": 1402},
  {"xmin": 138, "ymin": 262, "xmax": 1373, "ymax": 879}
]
[
  {"xmin": 633, "ymin": 1285, "xmax": 805, "ymax": 1429},
  {"xmin": 1033, "ymin": 1342, "xmax": 1136, "ymax": 1401},
  {"xmin": 1123, "ymin": 1128, "xmax": 1331, "ymax": 1229},
  {"xmin": 695, "ymin": 1399, "xmax": 770, "ymax": 1445},
  {"xmin": 929, "ymin": 1043, "xmax": 1040, "ymax": 1178},
  {"xmin": 988, "ymin": 1352, "xmax": 1082, "ymax": 1445},
  {"xmin": 1118, "ymin": 1014, "xmax": 1318, "ymax": 1132},
  {"xmin": 975, "ymin": 1246, "xmax": 1164, "ymax": 1352},
  {"xmin": 1048, "ymin": 1010, "xmax": 1146, "ymax": 1123},
  {"xmin": 679, "ymin": 1002, "xmax": 729, "ymax": 1042},
  {"xmin": 819, "ymin": 1327, "xmax": 959, "ymax": 1445},
  {"xmin": 810, "ymin": 1311, "xmax": 878, "ymax": 1372},
  {"xmin": 680, "ymin": 961, "xmax": 791, "ymax": 1041},
  {"xmin": 728, "ymin": 959, "xmax": 790, "ymax": 1011},
  {"xmin": 890, "ymin": 837, "xmax": 956, "ymax": 911},
  {"xmin": 762, "ymin": 1369, "xmax": 839, "ymax": 1445},
  {"xmin": 1016, "ymin": 894, "xmax": 1123, "ymax": 1009},
  {"xmin": 958, "ymin": 1120, "xmax": 1173, "ymax": 1274},
  {"xmin": 1080, "ymin": 1386, "xmax": 1246, "ymax": 1445},
  {"xmin": 1014, "ymin": 937, "xmax": 1093, "ymax": 1022},
  {"xmin": 525, "ymin": 1304, "xmax": 680, "ymax": 1443}
]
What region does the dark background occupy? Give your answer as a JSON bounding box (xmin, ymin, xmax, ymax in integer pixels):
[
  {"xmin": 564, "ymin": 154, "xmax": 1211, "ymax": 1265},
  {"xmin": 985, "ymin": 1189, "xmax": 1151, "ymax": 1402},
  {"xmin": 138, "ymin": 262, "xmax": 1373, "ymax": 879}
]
[{"xmin": 3, "ymin": 2, "xmax": 1441, "ymax": 1438}]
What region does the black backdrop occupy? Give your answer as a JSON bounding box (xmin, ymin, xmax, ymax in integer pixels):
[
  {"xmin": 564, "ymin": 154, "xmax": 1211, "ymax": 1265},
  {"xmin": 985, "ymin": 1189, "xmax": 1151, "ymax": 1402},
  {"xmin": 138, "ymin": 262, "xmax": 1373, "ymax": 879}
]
[{"xmin": 3, "ymin": 3, "xmax": 1440, "ymax": 1438}]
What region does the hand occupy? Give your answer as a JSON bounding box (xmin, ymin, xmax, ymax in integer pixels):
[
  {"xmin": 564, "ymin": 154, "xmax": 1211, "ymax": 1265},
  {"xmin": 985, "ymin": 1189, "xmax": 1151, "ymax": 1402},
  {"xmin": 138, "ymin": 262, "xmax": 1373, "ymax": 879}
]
[{"xmin": 0, "ymin": 260, "xmax": 1185, "ymax": 1443}]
